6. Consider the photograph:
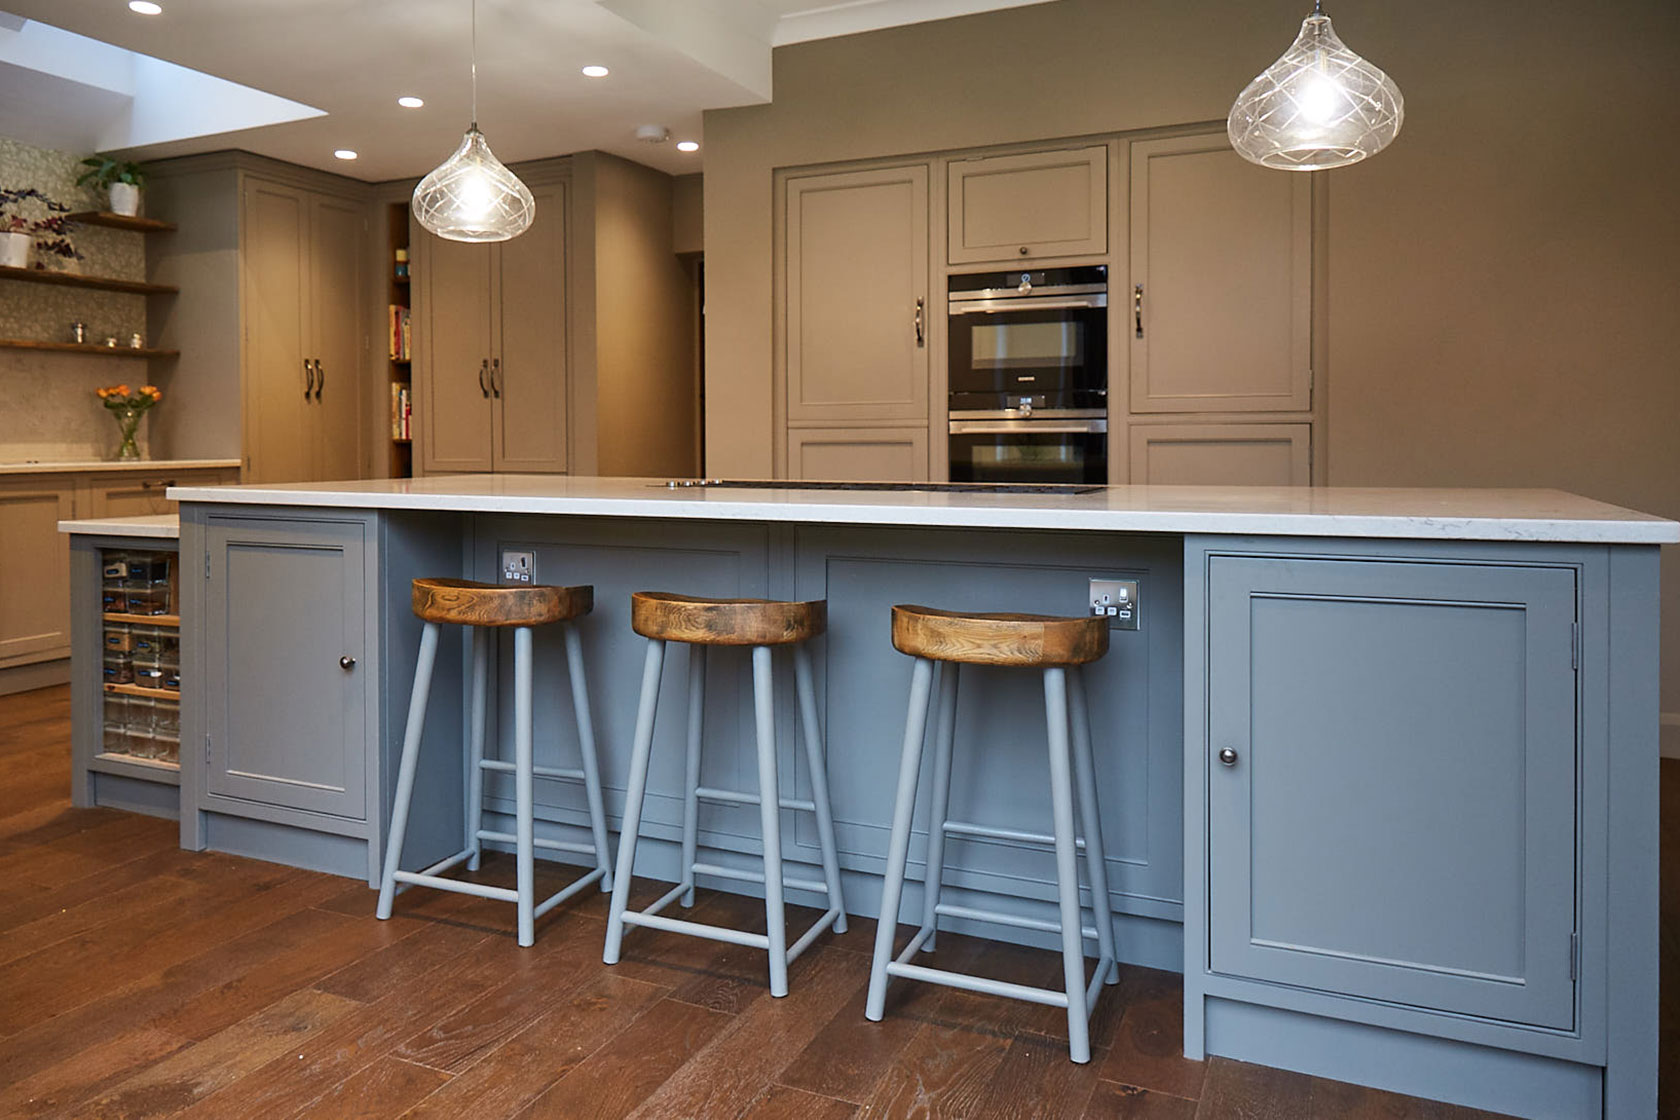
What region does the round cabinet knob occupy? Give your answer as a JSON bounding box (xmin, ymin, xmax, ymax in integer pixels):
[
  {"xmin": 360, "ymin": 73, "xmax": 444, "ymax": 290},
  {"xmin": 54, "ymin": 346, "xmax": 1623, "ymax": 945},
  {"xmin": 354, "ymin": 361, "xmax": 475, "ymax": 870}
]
[
  {"xmin": 1018, "ymin": 245, "xmax": 1030, "ymax": 256},
  {"xmin": 1218, "ymin": 747, "xmax": 1239, "ymax": 767},
  {"xmin": 339, "ymin": 655, "xmax": 356, "ymax": 670}
]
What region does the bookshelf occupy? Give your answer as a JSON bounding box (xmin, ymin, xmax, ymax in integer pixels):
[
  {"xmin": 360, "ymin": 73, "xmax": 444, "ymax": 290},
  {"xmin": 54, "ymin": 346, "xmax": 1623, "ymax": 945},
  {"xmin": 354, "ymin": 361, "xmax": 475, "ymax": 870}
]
[{"xmin": 386, "ymin": 202, "xmax": 413, "ymax": 477}]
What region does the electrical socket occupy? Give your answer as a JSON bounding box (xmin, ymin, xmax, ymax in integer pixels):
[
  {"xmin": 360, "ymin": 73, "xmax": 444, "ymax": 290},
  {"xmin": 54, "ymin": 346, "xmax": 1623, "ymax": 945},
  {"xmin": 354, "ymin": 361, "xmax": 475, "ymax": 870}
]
[
  {"xmin": 501, "ymin": 549, "xmax": 535, "ymax": 584},
  {"xmin": 1089, "ymin": 578, "xmax": 1140, "ymax": 630}
]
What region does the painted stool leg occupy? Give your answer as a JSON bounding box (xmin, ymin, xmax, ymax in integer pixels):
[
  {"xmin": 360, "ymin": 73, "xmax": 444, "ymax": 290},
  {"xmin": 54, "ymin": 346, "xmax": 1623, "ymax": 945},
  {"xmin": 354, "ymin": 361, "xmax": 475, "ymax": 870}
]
[
  {"xmin": 919, "ymin": 661, "xmax": 959, "ymax": 953},
  {"xmin": 679, "ymin": 643, "xmax": 706, "ymax": 908},
  {"xmin": 794, "ymin": 644, "xmax": 847, "ymax": 933},
  {"xmin": 465, "ymin": 626, "xmax": 489, "ymax": 872},
  {"xmin": 603, "ymin": 638, "xmax": 666, "ymax": 965},
  {"xmin": 866, "ymin": 655, "xmax": 936, "ymax": 1021},
  {"xmin": 1044, "ymin": 667, "xmax": 1092, "ymax": 1063},
  {"xmin": 513, "ymin": 625, "xmax": 536, "ymax": 947},
  {"xmin": 563, "ymin": 622, "xmax": 614, "ymax": 892},
  {"xmin": 752, "ymin": 645, "xmax": 790, "ymax": 997},
  {"xmin": 377, "ymin": 621, "xmax": 440, "ymax": 920},
  {"xmin": 1068, "ymin": 667, "xmax": 1118, "ymax": 984}
]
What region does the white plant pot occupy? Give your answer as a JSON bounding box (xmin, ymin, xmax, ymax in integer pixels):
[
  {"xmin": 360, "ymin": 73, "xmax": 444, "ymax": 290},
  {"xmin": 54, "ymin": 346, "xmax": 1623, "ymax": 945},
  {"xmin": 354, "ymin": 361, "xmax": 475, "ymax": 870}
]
[
  {"xmin": 108, "ymin": 182, "xmax": 140, "ymax": 217},
  {"xmin": 0, "ymin": 231, "xmax": 30, "ymax": 269}
]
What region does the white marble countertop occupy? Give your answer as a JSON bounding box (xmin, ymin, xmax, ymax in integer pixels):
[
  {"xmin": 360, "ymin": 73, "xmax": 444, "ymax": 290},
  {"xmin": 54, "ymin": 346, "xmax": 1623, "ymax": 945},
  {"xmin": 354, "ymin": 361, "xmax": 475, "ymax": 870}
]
[
  {"xmin": 165, "ymin": 475, "xmax": 1679, "ymax": 544},
  {"xmin": 0, "ymin": 458, "xmax": 240, "ymax": 476},
  {"xmin": 58, "ymin": 514, "xmax": 180, "ymax": 539}
]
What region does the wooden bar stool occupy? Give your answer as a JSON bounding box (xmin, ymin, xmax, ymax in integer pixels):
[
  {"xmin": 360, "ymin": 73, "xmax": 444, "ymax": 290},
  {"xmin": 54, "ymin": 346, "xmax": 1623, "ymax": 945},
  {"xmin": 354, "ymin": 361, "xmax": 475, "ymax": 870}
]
[
  {"xmin": 865, "ymin": 604, "xmax": 1118, "ymax": 1063},
  {"xmin": 602, "ymin": 591, "xmax": 848, "ymax": 997},
  {"xmin": 376, "ymin": 578, "xmax": 614, "ymax": 947}
]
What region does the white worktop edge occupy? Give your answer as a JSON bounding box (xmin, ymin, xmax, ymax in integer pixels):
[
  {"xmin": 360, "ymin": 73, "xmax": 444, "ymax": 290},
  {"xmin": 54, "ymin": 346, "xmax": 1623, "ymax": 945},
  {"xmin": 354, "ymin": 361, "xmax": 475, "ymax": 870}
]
[
  {"xmin": 1, "ymin": 458, "xmax": 240, "ymax": 476},
  {"xmin": 58, "ymin": 514, "xmax": 180, "ymax": 539}
]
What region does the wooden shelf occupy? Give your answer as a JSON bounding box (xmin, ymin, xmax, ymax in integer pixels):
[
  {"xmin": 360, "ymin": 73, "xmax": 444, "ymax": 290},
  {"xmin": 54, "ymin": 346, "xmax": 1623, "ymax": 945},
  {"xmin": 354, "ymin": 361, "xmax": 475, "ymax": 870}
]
[
  {"xmin": 103, "ymin": 612, "xmax": 180, "ymax": 626},
  {"xmin": 67, "ymin": 211, "xmax": 177, "ymax": 233},
  {"xmin": 103, "ymin": 682, "xmax": 180, "ymax": 700},
  {"xmin": 390, "ymin": 357, "xmax": 410, "ymax": 364},
  {"xmin": 0, "ymin": 339, "xmax": 179, "ymax": 359},
  {"xmin": 0, "ymin": 265, "xmax": 177, "ymax": 296}
]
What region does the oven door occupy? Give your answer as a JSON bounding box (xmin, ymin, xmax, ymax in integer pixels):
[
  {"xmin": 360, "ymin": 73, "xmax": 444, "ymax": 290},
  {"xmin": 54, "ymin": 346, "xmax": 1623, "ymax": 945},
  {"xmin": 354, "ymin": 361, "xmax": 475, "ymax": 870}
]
[
  {"xmin": 948, "ymin": 295, "xmax": 1108, "ymax": 411},
  {"xmin": 948, "ymin": 418, "xmax": 1108, "ymax": 485}
]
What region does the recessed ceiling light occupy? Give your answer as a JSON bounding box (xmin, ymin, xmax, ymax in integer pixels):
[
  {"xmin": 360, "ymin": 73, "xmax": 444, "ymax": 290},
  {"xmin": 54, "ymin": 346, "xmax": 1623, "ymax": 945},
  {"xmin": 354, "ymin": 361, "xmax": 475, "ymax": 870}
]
[
  {"xmin": 581, "ymin": 65, "xmax": 610, "ymax": 78},
  {"xmin": 397, "ymin": 96, "xmax": 424, "ymax": 109},
  {"xmin": 128, "ymin": 1, "xmax": 163, "ymax": 13},
  {"xmin": 676, "ymin": 141, "xmax": 700, "ymax": 153},
  {"xmin": 334, "ymin": 149, "xmax": 358, "ymax": 160}
]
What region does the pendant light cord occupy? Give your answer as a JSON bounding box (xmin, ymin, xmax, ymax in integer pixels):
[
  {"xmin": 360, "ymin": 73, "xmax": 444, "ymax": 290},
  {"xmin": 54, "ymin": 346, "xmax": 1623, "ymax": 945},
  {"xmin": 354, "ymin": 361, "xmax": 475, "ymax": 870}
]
[{"xmin": 470, "ymin": 0, "xmax": 479, "ymax": 130}]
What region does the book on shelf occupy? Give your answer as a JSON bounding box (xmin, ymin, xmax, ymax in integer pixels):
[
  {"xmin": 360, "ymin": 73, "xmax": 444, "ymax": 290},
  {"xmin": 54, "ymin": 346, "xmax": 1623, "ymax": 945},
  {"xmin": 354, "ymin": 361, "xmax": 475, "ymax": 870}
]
[
  {"xmin": 390, "ymin": 381, "xmax": 412, "ymax": 440},
  {"xmin": 387, "ymin": 304, "xmax": 411, "ymax": 361}
]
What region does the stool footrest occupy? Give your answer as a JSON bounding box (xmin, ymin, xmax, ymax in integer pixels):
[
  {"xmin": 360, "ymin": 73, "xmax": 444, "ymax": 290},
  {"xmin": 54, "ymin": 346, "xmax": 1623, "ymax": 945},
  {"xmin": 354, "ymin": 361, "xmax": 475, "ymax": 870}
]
[
  {"xmin": 393, "ymin": 869, "xmax": 519, "ymax": 903},
  {"xmin": 479, "ymin": 759, "xmax": 586, "ymax": 783},
  {"xmin": 786, "ymin": 906, "xmax": 843, "ymax": 964},
  {"xmin": 475, "ymin": 829, "xmax": 600, "ymax": 858},
  {"xmin": 690, "ymin": 860, "xmax": 829, "ymax": 895},
  {"xmin": 884, "ymin": 959, "xmax": 1071, "ymax": 1009},
  {"xmin": 622, "ymin": 910, "xmax": 772, "ymax": 950},
  {"xmin": 533, "ymin": 866, "xmax": 606, "ymax": 920},
  {"xmin": 942, "ymin": 818, "xmax": 1085, "ymax": 850},
  {"xmin": 934, "ymin": 901, "xmax": 1098, "ymax": 942},
  {"xmin": 694, "ymin": 786, "xmax": 817, "ymax": 813}
]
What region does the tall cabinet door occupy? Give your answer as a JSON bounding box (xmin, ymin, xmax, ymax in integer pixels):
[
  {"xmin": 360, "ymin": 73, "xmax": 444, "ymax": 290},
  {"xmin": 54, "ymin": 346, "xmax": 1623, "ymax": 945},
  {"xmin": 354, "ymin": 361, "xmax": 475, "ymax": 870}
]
[
  {"xmin": 1206, "ymin": 555, "xmax": 1579, "ymax": 1029},
  {"xmin": 203, "ymin": 517, "xmax": 367, "ymax": 819},
  {"xmin": 1129, "ymin": 135, "xmax": 1311, "ymax": 414},
  {"xmin": 416, "ymin": 233, "xmax": 494, "ymax": 473},
  {"xmin": 243, "ymin": 179, "xmax": 312, "ymax": 483},
  {"xmin": 309, "ymin": 194, "xmax": 365, "ymax": 482},
  {"xmin": 494, "ymin": 181, "xmax": 568, "ymax": 471},
  {"xmin": 784, "ymin": 164, "xmax": 929, "ymax": 424},
  {"xmin": 0, "ymin": 479, "xmax": 74, "ymax": 664}
]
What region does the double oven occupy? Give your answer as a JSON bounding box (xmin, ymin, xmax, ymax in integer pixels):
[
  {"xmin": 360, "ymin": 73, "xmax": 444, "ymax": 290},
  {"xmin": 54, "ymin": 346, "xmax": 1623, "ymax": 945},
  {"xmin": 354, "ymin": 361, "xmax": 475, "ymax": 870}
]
[{"xmin": 947, "ymin": 265, "xmax": 1108, "ymax": 485}]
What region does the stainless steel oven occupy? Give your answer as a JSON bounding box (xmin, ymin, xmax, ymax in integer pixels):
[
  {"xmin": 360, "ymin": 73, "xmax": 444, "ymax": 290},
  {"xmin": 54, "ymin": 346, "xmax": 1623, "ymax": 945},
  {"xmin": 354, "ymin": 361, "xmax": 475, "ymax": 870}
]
[{"xmin": 948, "ymin": 265, "xmax": 1108, "ymax": 483}]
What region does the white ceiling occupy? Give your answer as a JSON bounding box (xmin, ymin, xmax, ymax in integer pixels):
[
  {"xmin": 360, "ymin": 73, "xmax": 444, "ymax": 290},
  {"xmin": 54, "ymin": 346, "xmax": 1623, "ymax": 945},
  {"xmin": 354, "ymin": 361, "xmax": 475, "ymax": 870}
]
[{"xmin": 0, "ymin": 0, "xmax": 1055, "ymax": 181}]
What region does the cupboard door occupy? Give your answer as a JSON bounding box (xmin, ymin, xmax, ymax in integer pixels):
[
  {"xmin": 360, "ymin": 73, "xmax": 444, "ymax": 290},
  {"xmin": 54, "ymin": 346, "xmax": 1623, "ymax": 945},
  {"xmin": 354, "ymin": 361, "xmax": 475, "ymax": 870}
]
[
  {"xmin": 1207, "ymin": 556, "xmax": 1578, "ymax": 1028},
  {"xmin": 88, "ymin": 469, "xmax": 239, "ymax": 517},
  {"xmin": 309, "ymin": 193, "xmax": 365, "ymax": 482},
  {"xmin": 416, "ymin": 232, "xmax": 494, "ymax": 473},
  {"xmin": 787, "ymin": 427, "xmax": 929, "ymax": 482},
  {"xmin": 0, "ymin": 479, "xmax": 74, "ymax": 664},
  {"xmin": 947, "ymin": 145, "xmax": 1108, "ymax": 264},
  {"xmin": 785, "ymin": 165, "xmax": 929, "ymax": 424},
  {"xmin": 1128, "ymin": 423, "xmax": 1309, "ymax": 486},
  {"xmin": 242, "ymin": 179, "xmax": 312, "ymax": 483},
  {"xmin": 1129, "ymin": 135, "xmax": 1311, "ymax": 413},
  {"xmin": 494, "ymin": 181, "xmax": 567, "ymax": 472},
  {"xmin": 204, "ymin": 518, "xmax": 367, "ymax": 818}
]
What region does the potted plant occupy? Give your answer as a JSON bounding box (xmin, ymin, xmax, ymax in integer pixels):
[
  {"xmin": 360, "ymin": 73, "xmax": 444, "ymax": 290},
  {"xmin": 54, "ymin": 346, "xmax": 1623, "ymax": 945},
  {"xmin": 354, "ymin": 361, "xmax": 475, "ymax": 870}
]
[
  {"xmin": 0, "ymin": 186, "xmax": 72, "ymax": 270},
  {"xmin": 76, "ymin": 157, "xmax": 147, "ymax": 217}
]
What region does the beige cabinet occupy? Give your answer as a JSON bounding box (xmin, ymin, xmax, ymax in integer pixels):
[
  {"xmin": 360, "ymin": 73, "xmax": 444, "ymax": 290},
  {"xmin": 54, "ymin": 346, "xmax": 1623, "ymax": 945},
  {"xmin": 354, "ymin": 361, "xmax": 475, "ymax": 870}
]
[
  {"xmin": 1128, "ymin": 135, "xmax": 1311, "ymax": 414},
  {"xmin": 87, "ymin": 468, "xmax": 240, "ymax": 517},
  {"xmin": 947, "ymin": 146, "xmax": 1108, "ymax": 264},
  {"xmin": 0, "ymin": 478, "xmax": 74, "ymax": 665},
  {"xmin": 787, "ymin": 427, "xmax": 929, "ymax": 482},
  {"xmin": 1128, "ymin": 423, "xmax": 1310, "ymax": 486},
  {"xmin": 784, "ymin": 165, "xmax": 929, "ymax": 425},
  {"xmin": 242, "ymin": 177, "xmax": 366, "ymax": 483},
  {"xmin": 417, "ymin": 181, "xmax": 567, "ymax": 474}
]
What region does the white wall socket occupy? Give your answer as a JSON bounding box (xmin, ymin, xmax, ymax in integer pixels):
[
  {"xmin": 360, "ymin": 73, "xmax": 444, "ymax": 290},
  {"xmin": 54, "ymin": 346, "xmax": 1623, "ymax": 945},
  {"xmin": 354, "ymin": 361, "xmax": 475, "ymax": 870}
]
[
  {"xmin": 1089, "ymin": 578, "xmax": 1140, "ymax": 630},
  {"xmin": 501, "ymin": 549, "xmax": 535, "ymax": 584}
]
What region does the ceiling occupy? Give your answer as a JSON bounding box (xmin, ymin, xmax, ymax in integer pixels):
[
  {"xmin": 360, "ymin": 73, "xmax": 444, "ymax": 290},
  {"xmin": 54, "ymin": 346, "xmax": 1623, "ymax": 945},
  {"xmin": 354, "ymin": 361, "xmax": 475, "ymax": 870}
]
[{"xmin": 0, "ymin": 0, "xmax": 1054, "ymax": 181}]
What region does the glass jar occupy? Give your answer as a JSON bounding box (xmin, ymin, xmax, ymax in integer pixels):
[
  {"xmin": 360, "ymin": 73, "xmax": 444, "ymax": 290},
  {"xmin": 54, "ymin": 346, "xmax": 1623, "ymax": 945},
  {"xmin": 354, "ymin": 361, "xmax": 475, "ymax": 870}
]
[
  {"xmin": 102, "ymin": 722, "xmax": 130, "ymax": 756},
  {"xmin": 102, "ymin": 652, "xmax": 133, "ymax": 685},
  {"xmin": 103, "ymin": 623, "xmax": 133, "ymax": 652},
  {"xmin": 153, "ymin": 699, "xmax": 180, "ymax": 734},
  {"xmin": 152, "ymin": 734, "xmax": 179, "ymax": 765}
]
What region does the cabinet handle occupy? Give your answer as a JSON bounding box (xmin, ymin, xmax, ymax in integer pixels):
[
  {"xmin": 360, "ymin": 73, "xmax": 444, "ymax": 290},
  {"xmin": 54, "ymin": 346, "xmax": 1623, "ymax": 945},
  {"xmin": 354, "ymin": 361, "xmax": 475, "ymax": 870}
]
[
  {"xmin": 303, "ymin": 358, "xmax": 314, "ymax": 399},
  {"xmin": 477, "ymin": 358, "xmax": 490, "ymax": 398},
  {"xmin": 914, "ymin": 298, "xmax": 925, "ymax": 347},
  {"xmin": 1134, "ymin": 284, "xmax": 1144, "ymax": 339},
  {"xmin": 1218, "ymin": 747, "xmax": 1239, "ymax": 767},
  {"xmin": 139, "ymin": 479, "xmax": 178, "ymax": 490},
  {"xmin": 491, "ymin": 357, "xmax": 502, "ymax": 398},
  {"xmin": 339, "ymin": 655, "xmax": 356, "ymax": 670},
  {"xmin": 1018, "ymin": 246, "xmax": 1029, "ymax": 256},
  {"xmin": 313, "ymin": 359, "xmax": 325, "ymax": 400}
]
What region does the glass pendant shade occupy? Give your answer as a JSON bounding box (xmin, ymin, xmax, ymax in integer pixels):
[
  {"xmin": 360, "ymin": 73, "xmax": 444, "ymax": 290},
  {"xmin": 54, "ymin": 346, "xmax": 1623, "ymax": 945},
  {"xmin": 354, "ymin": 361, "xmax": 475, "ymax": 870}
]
[
  {"xmin": 412, "ymin": 127, "xmax": 534, "ymax": 242},
  {"xmin": 1227, "ymin": 9, "xmax": 1403, "ymax": 171}
]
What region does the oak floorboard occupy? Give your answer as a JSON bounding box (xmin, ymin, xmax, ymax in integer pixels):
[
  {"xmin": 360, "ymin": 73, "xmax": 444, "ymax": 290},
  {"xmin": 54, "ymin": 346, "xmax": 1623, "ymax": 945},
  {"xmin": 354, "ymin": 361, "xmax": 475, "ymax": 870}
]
[
  {"xmin": 0, "ymin": 869, "xmax": 204, "ymax": 966},
  {"xmin": 0, "ymin": 1025, "xmax": 191, "ymax": 1118},
  {"xmin": 1193, "ymin": 1057, "xmax": 1315, "ymax": 1120},
  {"xmin": 1097, "ymin": 968, "xmax": 1207, "ymax": 1101},
  {"xmin": 283, "ymin": 1054, "xmax": 452, "ymax": 1120},
  {"xmin": 740, "ymin": 1083, "xmax": 862, "ymax": 1120},
  {"xmin": 1307, "ymin": 1076, "xmax": 1516, "ymax": 1119},
  {"xmin": 773, "ymin": 984, "xmax": 930, "ymax": 1104},
  {"xmin": 1083, "ymin": 1080, "xmax": 1200, "ymax": 1120},
  {"xmin": 855, "ymin": 1019, "xmax": 1013, "ymax": 1119},
  {"xmin": 0, "ymin": 845, "xmax": 212, "ymax": 934},
  {"xmin": 983, "ymin": 1033, "xmax": 1108, "ymax": 1118}
]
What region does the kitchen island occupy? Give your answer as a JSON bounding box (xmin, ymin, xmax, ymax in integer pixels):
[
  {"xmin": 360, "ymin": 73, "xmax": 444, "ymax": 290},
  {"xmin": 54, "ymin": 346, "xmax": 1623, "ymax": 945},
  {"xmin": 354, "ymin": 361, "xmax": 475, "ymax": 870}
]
[{"xmin": 168, "ymin": 476, "xmax": 1675, "ymax": 1119}]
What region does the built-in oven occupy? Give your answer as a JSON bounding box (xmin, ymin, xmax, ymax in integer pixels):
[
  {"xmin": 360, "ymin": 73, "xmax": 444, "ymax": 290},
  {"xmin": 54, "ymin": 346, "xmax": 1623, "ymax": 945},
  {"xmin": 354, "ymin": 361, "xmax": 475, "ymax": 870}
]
[{"xmin": 948, "ymin": 265, "xmax": 1107, "ymax": 483}]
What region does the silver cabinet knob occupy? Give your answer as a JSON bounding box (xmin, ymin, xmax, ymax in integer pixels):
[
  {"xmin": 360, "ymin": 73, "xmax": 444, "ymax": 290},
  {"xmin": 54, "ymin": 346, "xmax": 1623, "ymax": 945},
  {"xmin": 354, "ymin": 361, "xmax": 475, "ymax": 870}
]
[
  {"xmin": 1218, "ymin": 747, "xmax": 1239, "ymax": 767},
  {"xmin": 339, "ymin": 655, "xmax": 356, "ymax": 670}
]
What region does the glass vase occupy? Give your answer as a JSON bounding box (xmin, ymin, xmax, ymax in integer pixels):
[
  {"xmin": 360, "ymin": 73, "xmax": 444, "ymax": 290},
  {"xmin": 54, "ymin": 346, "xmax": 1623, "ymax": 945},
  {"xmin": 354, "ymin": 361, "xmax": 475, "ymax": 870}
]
[{"xmin": 111, "ymin": 406, "xmax": 144, "ymax": 461}]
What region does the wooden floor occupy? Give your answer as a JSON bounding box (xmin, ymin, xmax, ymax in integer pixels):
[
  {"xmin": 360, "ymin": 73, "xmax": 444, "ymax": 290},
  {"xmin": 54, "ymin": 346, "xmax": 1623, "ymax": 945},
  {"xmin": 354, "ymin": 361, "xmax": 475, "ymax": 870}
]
[{"xmin": 0, "ymin": 685, "xmax": 1662, "ymax": 1119}]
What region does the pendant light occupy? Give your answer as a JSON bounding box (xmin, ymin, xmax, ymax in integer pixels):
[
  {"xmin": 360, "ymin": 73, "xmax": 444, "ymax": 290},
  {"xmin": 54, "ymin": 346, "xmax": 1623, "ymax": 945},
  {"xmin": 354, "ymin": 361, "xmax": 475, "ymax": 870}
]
[
  {"xmin": 412, "ymin": 0, "xmax": 534, "ymax": 241},
  {"xmin": 1227, "ymin": 1, "xmax": 1403, "ymax": 171}
]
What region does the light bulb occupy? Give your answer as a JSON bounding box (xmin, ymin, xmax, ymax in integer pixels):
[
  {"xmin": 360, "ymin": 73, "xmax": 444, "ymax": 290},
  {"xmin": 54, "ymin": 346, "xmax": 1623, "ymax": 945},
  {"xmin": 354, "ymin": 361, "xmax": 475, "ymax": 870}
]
[{"xmin": 412, "ymin": 127, "xmax": 535, "ymax": 242}]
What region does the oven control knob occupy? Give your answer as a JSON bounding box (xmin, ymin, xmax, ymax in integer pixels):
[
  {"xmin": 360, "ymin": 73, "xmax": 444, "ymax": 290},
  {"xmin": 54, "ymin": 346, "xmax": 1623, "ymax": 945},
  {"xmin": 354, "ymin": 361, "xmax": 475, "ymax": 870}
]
[{"xmin": 1017, "ymin": 274, "xmax": 1032, "ymax": 293}]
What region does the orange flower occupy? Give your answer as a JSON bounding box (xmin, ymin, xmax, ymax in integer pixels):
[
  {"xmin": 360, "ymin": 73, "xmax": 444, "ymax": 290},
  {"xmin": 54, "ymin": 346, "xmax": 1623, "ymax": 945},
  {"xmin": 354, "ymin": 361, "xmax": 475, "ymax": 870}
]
[
  {"xmin": 95, "ymin": 387, "xmax": 110, "ymax": 399},
  {"xmin": 141, "ymin": 385, "xmax": 161, "ymax": 399},
  {"xmin": 113, "ymin": 384, "xmax": 130, "ymax": 396}
]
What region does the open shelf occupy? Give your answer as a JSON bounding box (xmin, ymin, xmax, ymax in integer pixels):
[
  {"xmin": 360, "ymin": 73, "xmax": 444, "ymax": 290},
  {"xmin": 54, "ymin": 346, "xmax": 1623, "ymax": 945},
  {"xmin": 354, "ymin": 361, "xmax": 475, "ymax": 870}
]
[
  {"xmin": 0, "ymin": 339, "xmax": 179, "ymax": 358},
  {"xmin": 103, "ymin": 612, "xmax": 180, "ymax": 626},
  {"xmin": 66, "ymin": 211, "xmax": 178, "ymax": 233},
  {"xmin": 103, "ymin": 682, "xmax": 180, "ymax": 700},
  {"xmin": 0, "ymin": 265, "xmax": 177, "ymax": 296}
]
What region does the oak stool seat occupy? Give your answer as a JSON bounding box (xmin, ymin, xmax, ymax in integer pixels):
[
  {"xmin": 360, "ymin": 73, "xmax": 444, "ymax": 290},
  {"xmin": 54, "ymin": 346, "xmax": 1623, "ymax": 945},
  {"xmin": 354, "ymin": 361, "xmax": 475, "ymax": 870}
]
[
  {"xmin": 604, "ymin": 591, "xmax": 847, "ymax": 997},
  {"xmin": 868, "ymin": 603, "xmax": 1119, "ymax": 1063},
  {"xmin": 377, "ymin": 577, "xmax": 613, "ymax": 947}
]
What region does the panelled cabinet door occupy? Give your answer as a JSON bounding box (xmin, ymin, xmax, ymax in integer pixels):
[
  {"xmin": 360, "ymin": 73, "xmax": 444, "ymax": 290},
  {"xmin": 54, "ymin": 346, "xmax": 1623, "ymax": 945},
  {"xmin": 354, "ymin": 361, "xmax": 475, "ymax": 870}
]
[
  {"xmin": 785, "ymin": 164, "xmax": 930, "ymax": 423},
  {"xmin": 89, "ymin": 469, "xmax": 240, "ymax": 517},
  {"xmin": 203, "ymin": 518, "xmax": 367, "ymax": 819},
  {"xmin": 309, "ymin": 193, "xmax": 365, "ymax": 482},
  {"xmin": 947, "ymin": 145, "xmax": 1108, "ymax": 264},
  {"xmin": 241, "ymin": 179, "xmax": 312, "ymax": 483},
  {"xmin": 1128, "ymin": 423, "xmax": 1309, "ymax": 485},
  {"xmin": 494, "ymin": 181, "xmax": 568, "ymax": 472},
  {"xmin": 416, "ymin": 231, "xmax": 495, "ymax": 473},
  {"xmin": 1129, "ymin": 135, "xmax": 1311, "ymax": 413},
  {"xmin": 0, "ymin": 479, "xmax": 74, "ymax": 663},
  {"xmin": 787, "ymin": 426, "xmax": 929, "ymax": 481},
  {"xmin": 1206, "ymin": 555, "xmax": 1579, "ymax": 1029}
]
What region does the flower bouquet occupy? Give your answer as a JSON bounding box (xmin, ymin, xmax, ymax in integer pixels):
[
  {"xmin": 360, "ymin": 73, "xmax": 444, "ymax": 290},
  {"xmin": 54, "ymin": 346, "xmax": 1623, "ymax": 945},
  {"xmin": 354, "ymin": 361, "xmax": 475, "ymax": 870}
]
[{"xmin": 97, "ymin": 383, "xmax": 163, "ymax": 461}]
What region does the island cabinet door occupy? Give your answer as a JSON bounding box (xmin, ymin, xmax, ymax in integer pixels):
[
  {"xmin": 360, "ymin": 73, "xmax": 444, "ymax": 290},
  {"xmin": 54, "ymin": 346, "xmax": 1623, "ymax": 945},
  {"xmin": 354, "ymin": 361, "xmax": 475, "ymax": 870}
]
[
  {"xmin": 1206, "ymin": 555, "xmax": 1579, "ymax": 1030},
  {"xmin": 203, "ymin": 518, "xmax": 367, "ymax": 819}
]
